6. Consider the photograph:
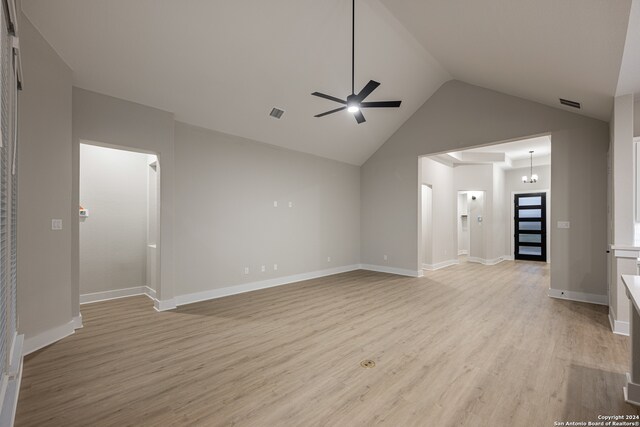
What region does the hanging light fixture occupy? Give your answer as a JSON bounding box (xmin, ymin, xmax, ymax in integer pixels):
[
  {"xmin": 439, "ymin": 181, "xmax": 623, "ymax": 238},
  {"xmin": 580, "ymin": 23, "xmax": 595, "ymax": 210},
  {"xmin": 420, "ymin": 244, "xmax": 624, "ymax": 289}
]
[{"xmin": 522, "ymin": 151, "xmax": 539, "ymax": 183}]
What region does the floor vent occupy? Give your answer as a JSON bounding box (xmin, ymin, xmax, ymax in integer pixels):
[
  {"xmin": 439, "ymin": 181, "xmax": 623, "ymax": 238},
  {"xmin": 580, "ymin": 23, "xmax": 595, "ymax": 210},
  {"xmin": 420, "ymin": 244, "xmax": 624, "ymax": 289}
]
[
  {"xmin": 559, "ymin": 98, "xmax": 581, "ymax": 109},
  {"xmin": 360, "ymin": 359, "xmax": 376, "ymax": 368},
  {"xmin": 270, "ymin": 107, "xmax": 285, "ymax": 119}
]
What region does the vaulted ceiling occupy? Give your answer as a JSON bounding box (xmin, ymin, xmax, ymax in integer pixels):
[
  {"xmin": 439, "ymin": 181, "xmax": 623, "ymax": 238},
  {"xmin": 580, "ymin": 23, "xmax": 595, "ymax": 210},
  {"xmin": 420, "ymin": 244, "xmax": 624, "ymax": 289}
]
[
  {"xmin": 379, "ymin": 0, "xmax": 631, "ymax": 121},
  {"xmin": 21, "ymin": 0, "xmax": 634, "ymax": 165}
]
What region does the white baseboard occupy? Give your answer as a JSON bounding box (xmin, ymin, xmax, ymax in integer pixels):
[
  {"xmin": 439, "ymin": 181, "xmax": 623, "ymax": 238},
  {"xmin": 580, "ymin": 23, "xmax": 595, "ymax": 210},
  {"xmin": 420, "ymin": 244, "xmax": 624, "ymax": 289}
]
[
  {"xmin": 72, "ymin": 314, "xmax": 83, "ymax": 329},
  {"xmin": 609, "ymin": 311, "xmax": 630, "ymax": 336},
  {"xmin": 23, "ymin": 319, "xmax": 76, "ymax": 356},
  {"xmin": 502, "ymin": 255, "xmax": 514, "ymax": 261},
  {"xmin": 154, "ymin": 298, "xmax": 176, "ymax": 312},
  {"xmin": 0, "ymin": 333, "xmax": 23, "ymax": 427},
  {"xmin": 468, "ymin": 256, "xmax": 507, "ymax": 265},
  {"xmin": 80, "ymin": 286, "xmax": 153, "ymax": 304},
  {"xmin": 422, "ymin": 259, "xmax": 459, "ymax": 271},
  {"xmin": 156, "ymin": 264, "xmax": 363, "ymax": 311},
  {"xmin": 359, "ymin": 264, "xmax": 421, "ymax": 278},
  {"xmin": 547, "ymin": 288, "xmax": 608, "ymax": 306}
]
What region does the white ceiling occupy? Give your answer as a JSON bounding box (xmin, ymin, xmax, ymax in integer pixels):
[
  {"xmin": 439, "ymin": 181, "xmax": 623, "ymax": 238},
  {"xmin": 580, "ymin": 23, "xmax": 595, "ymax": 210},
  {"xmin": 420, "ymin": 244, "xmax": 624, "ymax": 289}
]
[
  {"xmin": 433, "ymin": 135, "xmax": 551, "ymax": 169},
  {"xmin": 21, "ymin": 0, "xmax": 634, "ymax": 165},
  {"xmin": 378, "ymin": 0, "xmax": 631, "ymax": 121},
  {"xmin": 20, "ymin": 0, "xmax": 450, "ymax": 166},
  {"xmin": 462, "ymin": 136, "xmax": 551, "ymax": 161}
]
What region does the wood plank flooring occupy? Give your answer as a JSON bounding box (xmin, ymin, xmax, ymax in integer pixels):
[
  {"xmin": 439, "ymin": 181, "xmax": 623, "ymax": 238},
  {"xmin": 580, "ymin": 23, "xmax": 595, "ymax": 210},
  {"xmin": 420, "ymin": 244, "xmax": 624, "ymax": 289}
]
[{"xmin": 15, "ymin": 260, "xmax": 639, "ymax": 426}]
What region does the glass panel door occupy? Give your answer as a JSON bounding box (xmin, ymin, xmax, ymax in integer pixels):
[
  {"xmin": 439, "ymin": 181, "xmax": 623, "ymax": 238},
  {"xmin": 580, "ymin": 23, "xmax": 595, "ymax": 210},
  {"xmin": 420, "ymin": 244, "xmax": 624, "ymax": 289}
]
[{"xmin": 514, "ymin": 192, "xmax": 546, "ymax": 262}]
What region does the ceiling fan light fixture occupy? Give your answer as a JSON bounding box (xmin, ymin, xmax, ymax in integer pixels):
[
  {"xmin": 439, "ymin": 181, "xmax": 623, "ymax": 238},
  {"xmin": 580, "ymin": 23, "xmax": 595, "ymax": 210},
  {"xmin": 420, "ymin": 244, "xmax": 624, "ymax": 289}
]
[{"xmin": 310, "ymin": 0, "xmax": 402, "ymax": 124}]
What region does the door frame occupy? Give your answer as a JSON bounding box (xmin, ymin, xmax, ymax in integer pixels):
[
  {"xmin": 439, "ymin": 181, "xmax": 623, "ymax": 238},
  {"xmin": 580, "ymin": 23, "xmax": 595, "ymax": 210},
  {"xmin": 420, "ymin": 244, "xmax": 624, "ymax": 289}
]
[{"xmin": 510, "ymin": 189, "xmax": 550, "ymax": 263}]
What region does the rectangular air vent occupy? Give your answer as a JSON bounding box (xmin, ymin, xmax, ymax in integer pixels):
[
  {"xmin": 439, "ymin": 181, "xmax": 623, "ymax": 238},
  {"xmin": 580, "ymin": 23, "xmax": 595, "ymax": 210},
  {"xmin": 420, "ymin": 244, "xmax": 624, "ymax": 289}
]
[
  {"xmin": 270, "ymin": 107, "xmax": 285, "ymax": 119},
  {"xmin": 559, "ymin": 98, "xmax": 581, "ymax": 109}
]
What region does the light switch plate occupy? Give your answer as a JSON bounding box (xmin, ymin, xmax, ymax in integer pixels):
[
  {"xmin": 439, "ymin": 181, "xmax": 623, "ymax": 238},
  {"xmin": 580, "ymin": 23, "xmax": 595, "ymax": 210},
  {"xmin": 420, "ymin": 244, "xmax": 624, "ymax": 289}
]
[
  {"xmin": 557, "ymin": 221, "xmax": 570, "ymax": 229},
  {"xmin": 51, "ymin": 219, "xmax": 63, "ymax": 230}
]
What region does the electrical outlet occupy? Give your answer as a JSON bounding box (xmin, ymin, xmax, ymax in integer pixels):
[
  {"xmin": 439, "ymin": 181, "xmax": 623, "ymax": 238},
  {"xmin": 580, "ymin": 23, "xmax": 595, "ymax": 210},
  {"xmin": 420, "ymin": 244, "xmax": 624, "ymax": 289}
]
[
  {"xmin": 288, "ymin": 201, "xmax": 293, "ymax": 208},
  {"xmin": 327, "ymin": 256, "xmax": 331, "ymax": 263},
  {"xmin": 273, "ymin": 264, "xmax": 278, "ymax": 271},
  {"xmin": 383, "ymin": 254, "xmax": 388, "ymax": 261},
  {"xmin": 557, "ymin": 221, "xmax": 570, "ymax": 229},
  {"xmin": 51, "ymin": 219, "xmax": 63, "ymax": 230},
  {"xmin": 244, "ymin": 267, "xmax": 249, "ymax": 274},
  {"xmin": 261, "ymin": 265, "xmax": 266, "ymax": 272}
]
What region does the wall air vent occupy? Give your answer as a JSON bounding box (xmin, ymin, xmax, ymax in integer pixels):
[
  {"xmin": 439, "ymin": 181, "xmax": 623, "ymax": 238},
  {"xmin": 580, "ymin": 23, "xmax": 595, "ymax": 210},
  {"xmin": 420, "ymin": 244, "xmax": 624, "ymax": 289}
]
[
  {"xmin": 559, "ymin": 98, "xmax": 581, "ymax": 109},
  {"xmin": 269, "ymin": 107, "xmax": 285, "ymax": 119}
]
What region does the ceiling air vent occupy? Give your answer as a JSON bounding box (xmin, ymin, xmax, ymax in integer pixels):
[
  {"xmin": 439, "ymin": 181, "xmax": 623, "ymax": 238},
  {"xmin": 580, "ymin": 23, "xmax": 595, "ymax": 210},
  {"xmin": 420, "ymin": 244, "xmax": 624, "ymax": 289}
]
[
  {"xmin": 270, "ymin": 107, "xmax": 285, "ymax": 119},
  {"xmin": 559, "ymin": 98, "xmax": 581, "ymax": 109}
]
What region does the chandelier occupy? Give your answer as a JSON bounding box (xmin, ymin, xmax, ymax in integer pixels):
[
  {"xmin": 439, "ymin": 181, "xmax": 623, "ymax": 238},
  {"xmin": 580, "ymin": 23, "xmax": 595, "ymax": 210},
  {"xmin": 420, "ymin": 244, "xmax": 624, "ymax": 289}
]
[{"xmin": 522, "ymin": 151, "xmax": 538, "ymax": 183}]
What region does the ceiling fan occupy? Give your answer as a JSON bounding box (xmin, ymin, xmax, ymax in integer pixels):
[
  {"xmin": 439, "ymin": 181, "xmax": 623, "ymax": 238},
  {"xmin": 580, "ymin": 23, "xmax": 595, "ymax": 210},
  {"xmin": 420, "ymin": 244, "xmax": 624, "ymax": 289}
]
[{"xmin": 311, "ymin": 0, "xmax": 402, "ymax": 124}]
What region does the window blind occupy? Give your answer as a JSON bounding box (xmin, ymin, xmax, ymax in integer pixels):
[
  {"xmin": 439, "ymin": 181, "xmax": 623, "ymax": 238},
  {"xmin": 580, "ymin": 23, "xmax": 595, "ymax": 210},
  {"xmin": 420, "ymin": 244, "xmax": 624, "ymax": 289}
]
[{"xmin": 0, "ymin": 0, "xmax": 18, "ymax": 386}]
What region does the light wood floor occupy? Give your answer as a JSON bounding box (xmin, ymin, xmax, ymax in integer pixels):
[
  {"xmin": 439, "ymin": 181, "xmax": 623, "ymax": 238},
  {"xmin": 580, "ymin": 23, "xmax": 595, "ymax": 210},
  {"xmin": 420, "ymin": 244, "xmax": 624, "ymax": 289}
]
[{"xmin": 16, "ymin": 261, "xmax": 639, "ymax": 426}]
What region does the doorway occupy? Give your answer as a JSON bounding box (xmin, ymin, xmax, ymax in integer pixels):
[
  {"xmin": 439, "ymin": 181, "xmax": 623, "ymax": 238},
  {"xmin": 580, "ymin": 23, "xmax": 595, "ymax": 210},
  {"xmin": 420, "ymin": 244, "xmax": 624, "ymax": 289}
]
[
  {"xmin": 514, "ymin": 192, "xmax": 547, "ymax": 262},
  {"xmin": 79, "ymin": 143, "xmax": 160, "ymax": 303}
]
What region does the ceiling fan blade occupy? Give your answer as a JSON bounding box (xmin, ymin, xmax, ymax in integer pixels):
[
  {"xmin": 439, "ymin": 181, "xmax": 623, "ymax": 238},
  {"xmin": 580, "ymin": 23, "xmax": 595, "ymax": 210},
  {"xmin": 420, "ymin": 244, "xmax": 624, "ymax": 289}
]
[
  {"xmin": 354, "ymin": 110, "xmax": 366, "ymax": 124},
  {"xmin": 314, "ymin": 106, "xmax": 347, "ymax": 117},
  {"xmin": 355, "ymin": 80, "xmax": 380, "ymax": 102},
  {"xmin": 311, "ymin": 92, "xmax": 347, "ymax": 105},
  {"xmin": 361, "ymin": 100, "xmax": 402, "ymax": 108}
]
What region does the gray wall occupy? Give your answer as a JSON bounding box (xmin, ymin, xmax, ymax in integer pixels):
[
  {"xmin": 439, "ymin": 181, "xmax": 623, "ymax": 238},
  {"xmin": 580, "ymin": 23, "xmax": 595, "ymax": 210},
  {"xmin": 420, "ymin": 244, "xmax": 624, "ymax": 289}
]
[
  {"xmin": 362, "ymin": 80, "xmax": 609, "ymax": 296},
  {"xmin": 420, "ymin": 157, "xmax": 455, "ymax": 265},
  {"xmin": 421, "ymin": 185, "xmax": 433, "ymax": 265},
  {"xmin": 18, "ymin": 14, "xmax": 74, "ymax": 341},
  {"xmin": 173, "ymin": 122, "xmax": 360, "ymax": 296},
  {"xmin": 79, "ymin": 144, "xmax": 149, "ymax": 295},
  {"xmin": 72, "ymin": 88, "xmax": 175, "ymax": 307}
]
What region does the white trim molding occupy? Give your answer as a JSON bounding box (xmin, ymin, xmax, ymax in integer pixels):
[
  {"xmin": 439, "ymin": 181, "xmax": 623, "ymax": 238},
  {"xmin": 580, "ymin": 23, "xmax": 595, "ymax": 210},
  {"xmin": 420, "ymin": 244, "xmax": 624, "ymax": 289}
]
[
  {"xmin": 609, "ymin": 311, "xmax": 630, "ymax": 336},
  {"xmin": 359, "ymin": 264, "xmax": 422, "ymax": 278},
  {"xmin": 155, "ymin": 264, "xmax": 363, "ymax": 311},
  {"xmin": 422, "ymin": 259, "xmax": 458, "ymax": 271},
  {"xmin": 83, "ymin": 264, "xmax": 425, "ymax": 313},
  {"xmin": 80, "ymin": 286, "xmax": 156, "ymax": 306},
  {"xmin": 154, "ymin": 298, "xmax": 176, "ymax": 312},
  {"xmin": 547, "ymin": 288, "xmax": 608, "ymax": 306},
  {"xmin": 23, "ymin": 320, "xmax": 76, "ymax": 356},
  {"xmin": 80, "ymin": 286, "xmax": 157, "ymax": 304},
  {"xmin": 72, "ymin": 314, "xmax": 83, "ymax": 329},
  {"xmin": 154, "ymin": 264, "xmax": 423, "ymax": 311}
]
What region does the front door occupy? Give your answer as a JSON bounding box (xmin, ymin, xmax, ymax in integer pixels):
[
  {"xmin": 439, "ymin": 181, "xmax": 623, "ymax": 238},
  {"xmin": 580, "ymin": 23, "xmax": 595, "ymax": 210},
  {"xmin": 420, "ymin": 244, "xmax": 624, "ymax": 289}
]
[{"xmin": 514, "ymin": 193, "xmax": 546, "ymax": 262}]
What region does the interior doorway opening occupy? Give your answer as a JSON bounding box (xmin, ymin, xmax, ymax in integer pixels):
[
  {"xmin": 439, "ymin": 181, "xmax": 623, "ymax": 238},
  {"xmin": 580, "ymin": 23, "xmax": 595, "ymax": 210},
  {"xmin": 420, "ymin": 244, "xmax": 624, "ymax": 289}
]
[
  {"xmin": 79, "ymin": 143, "xmax": 160, "ymax": 304},
  {"xmin": 419, "ymin": 134, "xmax": 551, "ymax": 271},
  {"xmin": 456, "ymin": 191, "xmax": 485, "ymax": 263}
]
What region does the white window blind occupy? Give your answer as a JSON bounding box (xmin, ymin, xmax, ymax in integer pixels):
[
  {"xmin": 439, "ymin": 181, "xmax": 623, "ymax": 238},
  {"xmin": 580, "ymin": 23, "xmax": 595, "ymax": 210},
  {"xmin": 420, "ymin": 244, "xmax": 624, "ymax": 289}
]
[{"xmin": 0, "ymin": 0, "xmax": 19, "ymax": 399}]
